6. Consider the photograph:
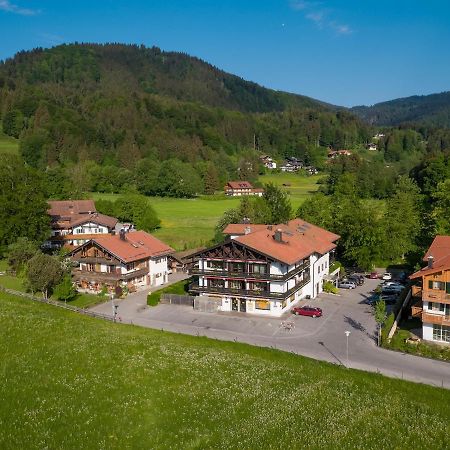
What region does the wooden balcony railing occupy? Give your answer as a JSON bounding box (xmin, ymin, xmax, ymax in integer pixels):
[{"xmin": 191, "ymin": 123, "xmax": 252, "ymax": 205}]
[
  {"xmin": 422, "ymin": 290, "xmax": 450, "ymax": 305},
  {"xmin": 421, "ymin": 312, "xmax": 450, "ymax": 326},
  {"xmin": 72, "ymin": 267, "xmax": 149, "ymax": 282},
  {"xmin": 189, "ymin": 274, "xmax": 310, "ymax": 300},
  {"xmin": 411, "ymin": 285, "xmax": 422, "ymax": 298},
  {"xmin": 411, "ymin": 304, "xmax": 423, "ymax": 318},
  {"xmin": 190, "ymin": 261, "xmax": 310, "ymax": 282}
]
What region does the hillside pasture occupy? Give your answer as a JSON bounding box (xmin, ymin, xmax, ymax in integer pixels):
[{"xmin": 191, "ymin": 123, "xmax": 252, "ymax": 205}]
[
  {"xmin": 0, "ymin": 129, "xmax": 19, "ymax": 155},
  {"xmin": 1, "ymin": 292, "xmax": 449, "ymax": 449}
]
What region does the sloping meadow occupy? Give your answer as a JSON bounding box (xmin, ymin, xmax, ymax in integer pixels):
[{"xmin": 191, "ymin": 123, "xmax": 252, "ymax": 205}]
[{"xmin": 1, "ymin": 293, "xmax": 449, "ymax": 449}]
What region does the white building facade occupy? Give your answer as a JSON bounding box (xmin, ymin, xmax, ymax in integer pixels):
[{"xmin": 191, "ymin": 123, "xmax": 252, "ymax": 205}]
[{"xmin": 190, "ymin": 220, "xmax": 339, "ymax": 316}]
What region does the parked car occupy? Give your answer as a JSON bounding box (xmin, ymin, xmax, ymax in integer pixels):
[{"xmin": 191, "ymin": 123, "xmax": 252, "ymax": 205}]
[
  {"xmin": 383, "ymin": 281, "xmax": 403, "ymax": 288},
  {"xmin": 349, "ymin": 274, "xmax": 365, "ymax": 285},
  {"xmin": 382, "ymin": 283, "xmax": 404, "ymax": 292},
  {"xmin": 338, "ymin": 280, "xmax": 357, "ymax": 289},
  {"xmin": 382, "ymin": 272, "xmax": 392, "ymax": 280},
  {"xmin": 292, "ymin": 306, "xmax": 322, "ymax": 318},
  {"xmin": 380, "ymin": 295, "xmax": 398, "ymax": 305},
  {"xmin": 367, "ymin": 272, "xmax": 379, "ymax": 279},
  {"xmin": 381, "ymin": 287, "xmax": 401, "ymax": 296}
]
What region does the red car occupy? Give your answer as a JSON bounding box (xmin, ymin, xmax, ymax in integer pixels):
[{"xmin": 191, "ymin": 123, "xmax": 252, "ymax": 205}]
[
  {"xmin": 292, "ymin": 306, "xmax": 323, "ymax": 318},
  {"xmin": 368, "ymin": 272, "xmax": 379, "ymax": 279}
]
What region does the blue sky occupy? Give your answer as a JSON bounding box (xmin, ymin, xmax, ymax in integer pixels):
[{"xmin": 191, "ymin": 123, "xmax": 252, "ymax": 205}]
[{"xmin": 1, "ymin": 0, "xmax": 449, "ymax": 106}]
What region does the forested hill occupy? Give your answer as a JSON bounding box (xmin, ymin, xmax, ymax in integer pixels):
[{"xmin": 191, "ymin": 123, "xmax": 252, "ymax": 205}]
[
  {"xmin": 1, "ymin": 43, "xmax": 326, "ymax": 114},
  {"xmin": 351, "ymin": 91, "xmax": 450, "ymax": 128},
  {"xmin": 0, "ymin": 43, "xmax": 370, "ymax": 197}
]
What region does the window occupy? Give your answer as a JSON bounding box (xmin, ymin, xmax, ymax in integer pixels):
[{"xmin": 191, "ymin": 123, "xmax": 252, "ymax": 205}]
[
  {"xmin": 433, "ymin": 324, "xmax": 450, "ymax": 343},
  {"xmin": 126, "ymin": 263, "xmax": 135, "ymax": 271},
  {"xmin": 250, "ymin": 264, "xmax": 267, "ymax": 275},
  {"xmin": 208, "ymin": 261, "xmax": 223, "ymax": 270},
  {"xmin": 325, "ymin": 261, "xmax": 328, "ymax": 269},
  {"xmin": 317, "ymin": 266, "xmax": 320, "ymax": 274},
  {"xmin": 255, "ymin": 300, "xmax": 270, "ymax": 310},
  {"xmin": 428, "ymin": 280, "xmax": 445, "ymax": 290},
  {"xmin": 248, "ymin": 281, "xmax": 267, "ymax": 292},
  {"xmin": 230, "ymin": 262, "xmax": 245, "ymax": 273},
  {"xmin": 208, "ymin": 279, "xmax": 224, "ymax": 288},
  {"xmin": 230, "ymin": 280, "xmax": 245, "ymax": 290},
  {"xmin": 446, "ymin": 282, "xmax": 450, "ymax": 294}
]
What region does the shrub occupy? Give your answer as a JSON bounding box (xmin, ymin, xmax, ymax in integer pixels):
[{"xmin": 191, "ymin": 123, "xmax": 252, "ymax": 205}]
[
  {"xmin": 381, "ymin": 312, "xmax": 395, "ymax": 345},
  {"xmin": 323, "ymin": 281, "xmax": 338, "ymax": 294}
]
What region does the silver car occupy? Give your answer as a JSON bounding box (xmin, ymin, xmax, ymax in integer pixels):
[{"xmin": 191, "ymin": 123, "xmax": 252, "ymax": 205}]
[{"xmin": 339, "ymin": 280, "xmax": 356, "ymax": 289}]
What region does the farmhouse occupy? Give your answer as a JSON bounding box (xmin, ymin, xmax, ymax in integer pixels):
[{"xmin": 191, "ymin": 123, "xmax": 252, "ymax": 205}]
[
  {"xmin": 46, "ymin": 200, "xmax": 118, "ymax": 249},
  {"xmin": 189, "ymin": 219, "xmax": 339, "ymax": 316},
  {"xmin": 410, "ymin": 236, "xmax": 450, "ymax": 344},
  {"xmin": 260, "ymin": 155, "xmax": 277, "ymax": 169},
  {"xmin": 224, "ymin": 181, "xmax": 264, "ymax": 197},
  {"xmin": 70, "ymin": 230, "xmax": 174, "ymax": 294}
]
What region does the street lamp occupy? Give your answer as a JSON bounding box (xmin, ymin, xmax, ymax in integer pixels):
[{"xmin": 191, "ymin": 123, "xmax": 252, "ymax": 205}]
[
  {"xmin": 111, "ymin": 294, "xmax": 118, "ymax": 322},
  {"xmin": 344, "ymin": 330, "xmax": 351, "ymax": 367}
]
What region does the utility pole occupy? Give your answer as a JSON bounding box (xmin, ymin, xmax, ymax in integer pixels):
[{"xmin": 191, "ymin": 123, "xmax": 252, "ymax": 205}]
[{"xmin": 345, "ymin": 330, "xmax": 351, "ymax": 367}]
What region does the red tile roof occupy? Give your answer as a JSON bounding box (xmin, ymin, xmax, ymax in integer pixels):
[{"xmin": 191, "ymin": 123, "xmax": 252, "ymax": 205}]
[
  {"xmin": 226, "ymin": 219, "xmax": 340, "ymax": 265},
  {"xmin": 48, "ymin": 200, "xmax": 96, "ymax": 217},
  {"xmin": 70, "ymin": 213, "xmax": 118, "ymax": 229},
  {"xmin": 91, "ymin": 231, "xmax": 174, "ymax": 263},
  {"xmin": 226, "ymin": 181, "xmax": 254, "ymax": 189},
  {"xmin": 410, "ymin": 235, "xmax": 450, "ymax": 279}
]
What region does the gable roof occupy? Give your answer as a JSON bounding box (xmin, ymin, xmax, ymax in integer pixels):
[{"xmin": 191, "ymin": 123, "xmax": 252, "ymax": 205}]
[
  {"xmin": 226, "ymin": 181, "xmax": 254, "ymax": 189},
  {"xmin": 219, "ymin": 219, "xmax": 339, "ymax": 265},
  {"xmin": 69, "ymin": 212, "xmax": 118, "ymax": 229},
  {"xmin": 48, "ymin": 200, "xmax": 96, "ymax": 218},
  {"xmin": 410, "ymin": 235, "xmax": 450, "ymax": 279},
  {"xmin": 71, "ymin": 230, "xmax": 174, "ymax": 263}
]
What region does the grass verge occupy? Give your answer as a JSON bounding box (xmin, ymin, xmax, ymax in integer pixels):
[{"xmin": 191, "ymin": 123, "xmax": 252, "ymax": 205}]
[
  {"xmin": 1, "ymin": 291, "xmax": 450, "ymax": 449},
  {"xmin": 147, "ymin": 278, "xmax": 191, "ymax": 306}
]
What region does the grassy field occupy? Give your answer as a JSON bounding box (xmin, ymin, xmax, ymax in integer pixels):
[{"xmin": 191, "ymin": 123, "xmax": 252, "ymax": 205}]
[
  {"xmin": 0, "ymin": 128, "xmax": 19, "ymax": 155},
  {"xmin": 92, "ymin": 173, "xmax": 321, "ymax": 250},
  {"xmin": 259, "ymin": 172, "xmax": 322, "ymax": 210},
  {"xmin": 147, "ymin": 278, "xmax": 191, "ymax": 306},
  {"xmin": 1, "ymin": 292, "xmax": 449, "ymax": 449}
]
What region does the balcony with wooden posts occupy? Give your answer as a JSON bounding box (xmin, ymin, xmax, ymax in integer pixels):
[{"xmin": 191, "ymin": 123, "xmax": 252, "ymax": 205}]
[
  {"xmin": 411, "ymin": 301, "xmax": 423, "ymax": 318},
  {"xmin": 422, "ymin": 289, "xmax": 450, "ymax": 305},
  {"xmin": 422, "ymin": 312, "xmax": 450, "ymax": 326},
  {"xmin": 190, "ymin": 260, "xmax": 310, "ymax": 282},
  {"xmin": 189, "ymin": 273, "xmax": 310, "ymax": 300},
  {"xmin": 411, "ymin": 285, "xmax": 423, "ymax": 298},
  {"xmin": 72, "ymin": 267, "xmax": 149, "ymax": 283}
]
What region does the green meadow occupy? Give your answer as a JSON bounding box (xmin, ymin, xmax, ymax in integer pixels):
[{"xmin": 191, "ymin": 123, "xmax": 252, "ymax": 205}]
[
  {"xmin": 92, "ymin": 172, "xmax": 321, "ymax": 250},
  {"xmin": 0, "ymin": 129, "xmax": 19, "ymax": 155},
  {"xmin": 1, "ymin": 292, "xmax": 449, "ymax": 449}
]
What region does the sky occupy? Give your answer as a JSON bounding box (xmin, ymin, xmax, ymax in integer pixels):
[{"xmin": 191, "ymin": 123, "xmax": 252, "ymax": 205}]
[{"xmin": 1, "ymin": 0, "xmax": 450, "ymax": 106}]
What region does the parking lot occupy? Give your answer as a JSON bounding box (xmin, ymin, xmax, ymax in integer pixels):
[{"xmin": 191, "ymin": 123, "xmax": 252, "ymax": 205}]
[{"xmin": 92, "ymin": 276, "xmax": 450, "ymax": 387}]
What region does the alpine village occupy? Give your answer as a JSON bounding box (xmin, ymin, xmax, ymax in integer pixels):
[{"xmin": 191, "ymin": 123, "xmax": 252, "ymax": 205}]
[{"xmin": 1, "ymin": 14, "xmax": 450, "ymax": 450}]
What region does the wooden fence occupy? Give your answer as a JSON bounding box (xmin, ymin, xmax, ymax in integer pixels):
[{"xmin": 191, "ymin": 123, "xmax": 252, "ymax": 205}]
[{"xmin": 0, "ymin": 286, "xmax": 115, "ymax": 322}]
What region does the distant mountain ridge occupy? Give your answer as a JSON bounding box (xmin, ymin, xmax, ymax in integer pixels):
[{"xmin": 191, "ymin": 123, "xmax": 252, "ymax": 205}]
[{"xmin": 351, "ymin": 91, "xmax": 450, "ymax": 128}]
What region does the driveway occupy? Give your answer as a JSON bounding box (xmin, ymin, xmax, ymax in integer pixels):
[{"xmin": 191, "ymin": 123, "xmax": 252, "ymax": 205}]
[{"xmin": 91, "ymin": 277, "xmax": 450, "ymax": 389}]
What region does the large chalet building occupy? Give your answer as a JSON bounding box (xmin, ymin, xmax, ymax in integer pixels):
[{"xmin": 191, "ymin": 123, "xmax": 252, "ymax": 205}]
[
  {"xmin": 189, "ymin": 219, "xmax": 339, "ymax": 316},
  {"xmin": 69, "ymin": 230, "xmax": 174, "ymax": 294},
  {"xmin": 224, "ymin": 181, "xmax": 264, "ymax": 197},
  {"xmin": 410, "ymin": 236, "xmax": 450, "ymax": 344},
  {"xmin": 46, "ymin": 200, "xmax": 118, "ymax": 249}
]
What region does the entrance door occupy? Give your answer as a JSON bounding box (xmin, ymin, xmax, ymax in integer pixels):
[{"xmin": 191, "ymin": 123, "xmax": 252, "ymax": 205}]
[
  {"xmin": 239, "ymin": 299, "xmax": 246, "ymax": 312},
  {"xmin": 232, "ymin": 298, "xmax": 239, "ymax": 311}
]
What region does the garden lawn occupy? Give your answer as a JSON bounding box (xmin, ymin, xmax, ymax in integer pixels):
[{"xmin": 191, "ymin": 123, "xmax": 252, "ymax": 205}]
[
  {"xmin": 147, "ymin": 278, "xmax": 191, "ymax": 306},
  {"xmin": 1, "ymin": 292, "xmax": 450, "ymax": 449}
]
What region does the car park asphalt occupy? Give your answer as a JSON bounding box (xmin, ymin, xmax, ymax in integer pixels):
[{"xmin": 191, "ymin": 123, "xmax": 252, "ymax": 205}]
[{"xmin": 91, "ymin": 277, "xmax": 450, "ymax": 389}]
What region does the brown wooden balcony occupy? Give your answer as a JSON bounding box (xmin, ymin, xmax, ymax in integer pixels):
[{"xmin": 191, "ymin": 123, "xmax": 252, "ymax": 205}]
[
  {"xmin": 189, "ymin": 274, "xmax": 310, "ymax": 300},
  {"xmin": 411, "ymin": 285, "xmax": 422, "ymax": 298},
  {"xmin": 411, "ymin": 303, "xmax": 423, "ymax": 318},
  {"xmin": 72, "ymin": 256, "xmax": 120, "ymax": 266},
  {"xmin": 190, "ymin": 260, "xmax": 310, "ymax": 282},
  {"xmin": 422, "ymin": 312, "xmax": 450, "ymax": 326},
  {"xmin": 72, "ymin": 267, "xmax": 149, "ymax": 282},
  {"xmin": 422, "ymin": 290, "xmax": 450, "ymax": 305}
]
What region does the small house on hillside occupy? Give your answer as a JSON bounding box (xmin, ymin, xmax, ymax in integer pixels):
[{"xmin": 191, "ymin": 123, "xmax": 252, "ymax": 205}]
[
  {"xmin": 46, "ymin": 200, "xmax": 118, "ymax": 249},
  {"xmin": 260, "ymin": 155, "xmax": 277, "ymax": 169},
  {"xmin": 224, "ymin": 181, "xmax": 264, "ymax": 197},
  {"xmin": 70, "ymin": 230, "xmax": 174, "ymax": 294}
]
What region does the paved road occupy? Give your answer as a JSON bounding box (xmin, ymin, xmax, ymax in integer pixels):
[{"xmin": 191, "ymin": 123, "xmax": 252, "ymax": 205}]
[{"xmin": 92, "ymin": 278, "xmax": 450, "ymax": 389}]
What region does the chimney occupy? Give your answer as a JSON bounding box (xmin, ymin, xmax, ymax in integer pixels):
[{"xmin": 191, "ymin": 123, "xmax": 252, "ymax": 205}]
[
  {"xmin": 119, "ymin": 228, "xmax": 126, "ymax": 241},
  {"xmin": 274, "ymin": 229, "xmax": 283, "ymax": 243},
  {"xmin": 267, "ymin": 225, "xmax": 273, "ymax": 230},
  {"xmin": 244, "ymin": 226, "xmax": 251, "ymax": 235},
  {"xmin": 428, "ymin": 255, "xmax": 434, "ymax": 269}
]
